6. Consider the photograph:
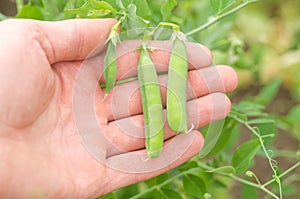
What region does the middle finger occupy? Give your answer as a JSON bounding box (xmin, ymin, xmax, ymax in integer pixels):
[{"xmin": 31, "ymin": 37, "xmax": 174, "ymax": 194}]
[{"xmin": 104, "ymin": 65, "xmax": 237, "ymax": 121}]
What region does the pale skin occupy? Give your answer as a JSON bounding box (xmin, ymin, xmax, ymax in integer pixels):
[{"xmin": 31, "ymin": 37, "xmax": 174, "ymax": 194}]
[{"xmin": 0, "ymin": 19, "xmax": 238, "ymax": 198}]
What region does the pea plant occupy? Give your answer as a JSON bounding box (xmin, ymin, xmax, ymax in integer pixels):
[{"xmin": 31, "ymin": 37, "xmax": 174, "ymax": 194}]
[{"xmin": 2, "ymin": 0, "xmax": 300, "ymax": 198}]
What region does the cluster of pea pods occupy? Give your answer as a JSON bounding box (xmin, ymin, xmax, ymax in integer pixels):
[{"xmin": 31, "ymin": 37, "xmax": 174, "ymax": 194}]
[{"xmin": 103, "ymin": 25, "xmax": 189, "ymax": 158}]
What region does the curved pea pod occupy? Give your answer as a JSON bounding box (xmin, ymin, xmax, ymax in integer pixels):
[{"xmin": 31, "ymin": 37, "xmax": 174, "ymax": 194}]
[
  {"xmin": 104, "ymin": 42, "xmax": 117, "ymax": 94},
  {"xmin": 167, "ymin": 38, "xmax": 188, "ymax": 133},
  {"xmin": 138, "ymin": 48, "xmax": 164, "ymax": 158}
]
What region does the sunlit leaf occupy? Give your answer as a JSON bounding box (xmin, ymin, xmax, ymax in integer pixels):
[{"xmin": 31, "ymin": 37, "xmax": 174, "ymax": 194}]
[{"xmin": 16, "ymin": 2, "xmax": 44, "ymax": 20}]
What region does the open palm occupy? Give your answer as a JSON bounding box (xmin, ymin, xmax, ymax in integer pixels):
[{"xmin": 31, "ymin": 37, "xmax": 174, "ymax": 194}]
[{"xmin": 0, "ymin": 19, "xmax": 237, "ymax": 199}]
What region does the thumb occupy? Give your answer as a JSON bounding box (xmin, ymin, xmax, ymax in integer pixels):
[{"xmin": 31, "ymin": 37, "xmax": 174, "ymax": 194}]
[{"xmin": 28, "ymin": 18, "xmax": 116, "ymax": 64}]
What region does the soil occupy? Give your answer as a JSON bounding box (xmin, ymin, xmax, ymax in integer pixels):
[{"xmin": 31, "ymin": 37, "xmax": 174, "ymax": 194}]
[{"xmin": 0, "ymin": 0, "xmax": 17, "ymax": 16}]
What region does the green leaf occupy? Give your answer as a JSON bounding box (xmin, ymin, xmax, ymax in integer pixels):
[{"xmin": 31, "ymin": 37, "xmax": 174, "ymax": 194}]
[
  {"xmin": 210, "ymin": 0, "xmax": 235, "ymax": 13},
  {"xmin": 64, "ymin": 0, "xmax": 76, "ymax": 18},
  {"xmin": 232, "ymin": 139, "xmax": 261, "ymax": 174},
  {"xmin": 123, "ymin": 3, "xmax": 149, "ymax": 38},
  {"xmin": 16, "ymin": 2, "xmax": 44, "ymax": 20},
  {"xmin": 233, "ymin": 101, "xmax": 264, "ymax": 113},
  {"xmin": 259, "ymin": 123, "xmax": 276, "ymax": 143},
  {"xmin": 144, "ymin": 173, "xmax": 169, "ymax": 187},
  {"xmin": 161, "ymin": 188, "xmax": 183, "ymax": 199},
  {"xmin": 206, "ymin": 118, "xmax": 238, "ymax": 157},
  {"xmin": 183, "ymin": 174, "xmax": 206, "ymax": 197},
  {"xmin": 288, "ymin": 105, "xmax": 300, "ymax": 123},
  {"xmin": 186, "ymin": 167, "xmax": 204, "ymax": 176},
  {"xmin": 66, "ymin": 0, "xmax": 116, "ymax": 18},
  {"xmin": 156, "ymin": 173, "xmax": 169, "ymax": 185},
  {"xmin": 144, "ymin": 176, "xmax": 157, "ymax": 187},
  {"xmin": 134, "ymin": 0, "xmax": 151, "ymax": 19},
  {"xmin": 199, "ymin": 119, "xmax": 225, "ymax": 158},
  {"xmin": 178, "ymin": 160, "xmax": 198, "ymax": 171},
  {"xmin": 40, "ymin": 0, "xmax": 62, "ymax": 20},
  {"xmin": 98, "ymin": 192, "xmax": 118, "ymax": 199},
  {"xmin": 116, "ymin": 0, "xmax": 125, "ymax": 11},
  {"xmin": 229, "ymin": 110, "xmax": 248, "ymax": 122},
  {"xmin": 161, "ymin": 0, "xmax": 177, "ymax": 22},
  {"xmin": 207, "ymin": 166, "xmax": 236, "ymax": 174},
  {"xmin": 29, "ymin": 0, "xmax": 43, "ymax": 7},
  {"xmin": 144, "ymin": 173, "xmax": 169, "ymax": 188},
  {"xmin": 212, "ymin": 179, "xmax": 227, "ymax": 189},
  {"xmin": 147, "ymin": 0, "xmax": 164, "ymax": 24},
  {"xmin": 114, "ymin": 183, "xmax": 139, "ymax": 198},
  {"xmin": 253, "ymin": 79, "xmax": 282, "ymax": 106},
  {"xmin": 232, "ymin": 101, "xmax": 267, "ymax": 117},
  {"xmin": 249, "ymin": 118, "xmax": 276, "ymax": 144}
]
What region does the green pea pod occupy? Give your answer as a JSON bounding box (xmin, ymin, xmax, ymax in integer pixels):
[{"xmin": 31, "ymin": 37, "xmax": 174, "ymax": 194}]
[
  {"xmin": 167, "ymin": 37, "xmax": 188, "ymax": 133},
  {"xmin": 104, "ymin": 42, "xmax": 117, "ymax": 94},
  {"xmin": 138, "ymin": 48, "xmax": 164, "ymax": 158}
]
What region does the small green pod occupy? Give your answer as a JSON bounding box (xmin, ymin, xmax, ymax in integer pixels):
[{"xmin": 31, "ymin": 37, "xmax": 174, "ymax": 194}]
[
  {"xmin": 167, "ymin": 38, "xmax": 188, "ymax": 133},
  {"xmin": 138, "ymin": 48, "xmax": 164, "ymax": 158},
  {"xmin": 104, "ymin": 42, "xmax": 117, "ymax": 94}
]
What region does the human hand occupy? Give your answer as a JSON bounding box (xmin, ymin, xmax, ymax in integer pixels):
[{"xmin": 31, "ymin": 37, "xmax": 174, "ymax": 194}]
[{"xmin": 0, "ymin": 19, "xmax": 238, "ymax": 198}]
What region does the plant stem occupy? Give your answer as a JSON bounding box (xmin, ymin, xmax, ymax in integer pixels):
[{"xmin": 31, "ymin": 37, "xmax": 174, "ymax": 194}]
[
  {"xmin": 16, "ymin": 0, "xmax": 24, "ymax": 13},
  {"xmin": 231, "ymin": 115, "xmax": 283, "ymax": 198},
  {"xmin": 263, "ymin": 161, "xmax": 300, "ymax": 187},
  {"xmin": 185, "ymin": 0, "xmax": 259, "ymax": 36},
  {"xmin": 231, "ymin": 174, "xmax": 279, "ymax": 199},
  {"xmin": 198, "ymin": 163, "xmax": 279, "ymax": 199},
  {"xmin": 128, "ymin": 160, "xmax": 300, "ymax": 199}
]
